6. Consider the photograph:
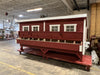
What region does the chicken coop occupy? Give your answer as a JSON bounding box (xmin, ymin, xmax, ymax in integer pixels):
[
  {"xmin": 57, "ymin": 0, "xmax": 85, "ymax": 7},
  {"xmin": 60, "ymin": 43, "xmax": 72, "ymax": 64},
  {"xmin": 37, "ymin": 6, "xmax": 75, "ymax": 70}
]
[{"xmin": 16, "ymin": 14, "xmax": 92, "ymax": 71}]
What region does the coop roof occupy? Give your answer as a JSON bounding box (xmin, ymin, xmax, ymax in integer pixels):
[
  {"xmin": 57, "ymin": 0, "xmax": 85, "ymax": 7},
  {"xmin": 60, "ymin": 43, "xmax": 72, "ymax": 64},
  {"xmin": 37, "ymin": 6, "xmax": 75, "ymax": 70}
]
[{"xmin": 15, "ymin": 14, "xmax": 87, "ymax": 23}]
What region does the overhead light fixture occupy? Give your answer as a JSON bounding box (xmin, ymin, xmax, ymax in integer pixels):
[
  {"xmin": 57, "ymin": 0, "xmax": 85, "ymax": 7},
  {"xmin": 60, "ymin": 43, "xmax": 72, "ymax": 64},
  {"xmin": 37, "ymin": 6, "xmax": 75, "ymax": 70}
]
[
  {"xmin": 18, "ymin": 14, "xmax": 23, "ymax": 17},
  {"xmin": 27, "ymin": 8, "xmax": 43, "ymax": 12}
]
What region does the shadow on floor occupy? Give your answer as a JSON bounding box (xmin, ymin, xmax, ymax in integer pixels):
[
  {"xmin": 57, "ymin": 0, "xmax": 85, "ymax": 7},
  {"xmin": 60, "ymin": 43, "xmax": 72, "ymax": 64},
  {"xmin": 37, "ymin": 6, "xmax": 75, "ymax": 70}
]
[{"xmin": 20, "ymin": 53, "xmax": 87, "ymax": 71}]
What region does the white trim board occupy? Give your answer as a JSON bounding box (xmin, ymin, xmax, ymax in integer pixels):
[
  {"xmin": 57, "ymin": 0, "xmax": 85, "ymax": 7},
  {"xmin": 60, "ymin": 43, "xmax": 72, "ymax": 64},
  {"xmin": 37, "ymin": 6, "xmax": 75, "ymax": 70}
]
[
  {"xmin": 79, "ymin": 45, "xmax": 82, "ymax": 52},
  {"xmin": 49, "ymin": 24, "xmax": 60, "ymax": 32},
  {"xmin": 31, "ymin": 25, "xmax": 40, "ymax": 31},
  {"xmin": 64, "ymin": 24, "xmax": 77, "ymax": 32},
  {"xmin": 22, "ymin": 26, "xmax": 29, "ymax": 31},
  {"xmin": 15, "ymin": 14, "xmax": 87, "ymax": 23},
  {"xmin": 82, "ymin": 19, "xmax": 87, "ymax": 55},
  {"xmin": 43, "ymin": 22, "xmax": 45, "ymax": 31}
]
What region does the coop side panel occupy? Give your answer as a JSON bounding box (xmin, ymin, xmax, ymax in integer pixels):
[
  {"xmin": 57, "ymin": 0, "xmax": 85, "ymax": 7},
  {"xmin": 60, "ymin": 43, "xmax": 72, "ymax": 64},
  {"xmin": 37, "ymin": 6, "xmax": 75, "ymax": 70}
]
[
  {"xmin": 45, "ymin": 18, "xmax": 84, "ymax": 32},
  {"xmin": 20, "ymin": 21, "xmax": 43, "ymax": 32}
]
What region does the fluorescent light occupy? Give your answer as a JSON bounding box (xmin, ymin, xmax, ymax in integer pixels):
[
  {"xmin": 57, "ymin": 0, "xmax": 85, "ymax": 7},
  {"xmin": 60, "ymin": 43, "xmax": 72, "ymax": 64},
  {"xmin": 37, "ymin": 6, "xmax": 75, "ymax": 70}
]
[
  {"xmin": 27, "ymin": 8, "xmax": 43, "ymax": 12},
  {"xmin": 18, "ymin": 14, "xmax": 23, "ymax": 17}
]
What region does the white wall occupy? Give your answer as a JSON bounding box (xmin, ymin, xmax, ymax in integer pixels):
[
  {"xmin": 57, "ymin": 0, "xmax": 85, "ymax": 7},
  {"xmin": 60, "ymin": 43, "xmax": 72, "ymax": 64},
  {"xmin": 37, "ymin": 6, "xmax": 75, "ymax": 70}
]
[
  {"xmin": 0, "ymin": 23, "xmax": 3, "ymax": 29},
  {"xmin": 0, "ymin": 20, "xmax": 19, "ymax": 31},
  {"xmin": 14, "ymin": 24, "xmax": 19, "ymax": 31}
]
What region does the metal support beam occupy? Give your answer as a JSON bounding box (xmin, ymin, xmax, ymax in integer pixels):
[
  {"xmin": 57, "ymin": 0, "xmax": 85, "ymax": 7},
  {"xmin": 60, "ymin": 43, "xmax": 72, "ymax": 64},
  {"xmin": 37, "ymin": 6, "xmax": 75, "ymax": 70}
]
[
  {"xmin": 3, "ymin": 20, "xmax": 4, "ymax": 29},
  {"xmin": 87, "ymin": 0, "xmax": 90, "ymax": 10},
  {"xmin": 73, "ymin": 0, "xmax": 80, "ymax": 11},
  {"xmin": 61, "ymin": 0, "xmax": 73, "ymax": 12}
]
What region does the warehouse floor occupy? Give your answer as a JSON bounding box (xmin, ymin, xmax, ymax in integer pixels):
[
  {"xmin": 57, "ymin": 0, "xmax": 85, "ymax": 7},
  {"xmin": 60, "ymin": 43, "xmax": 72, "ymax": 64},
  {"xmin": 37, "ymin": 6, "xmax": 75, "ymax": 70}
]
[{"xmin": 0, "ymin": 40, "xmax": 100, "ymax": 75}]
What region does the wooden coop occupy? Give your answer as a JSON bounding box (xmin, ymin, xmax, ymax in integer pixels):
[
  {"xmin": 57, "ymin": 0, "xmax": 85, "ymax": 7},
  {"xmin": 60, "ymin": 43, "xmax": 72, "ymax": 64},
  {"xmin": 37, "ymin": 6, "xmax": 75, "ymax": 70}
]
[{"xmin": 16, "ymin": 14, "xmax": 92, "ymax": 71}]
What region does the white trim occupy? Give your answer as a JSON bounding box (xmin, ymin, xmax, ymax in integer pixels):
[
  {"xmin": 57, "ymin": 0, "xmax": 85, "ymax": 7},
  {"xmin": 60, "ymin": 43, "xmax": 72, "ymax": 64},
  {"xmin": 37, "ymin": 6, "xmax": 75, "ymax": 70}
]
[
  {"xmin": 64, "ymin": 24, "xmax": 77, "ymax": 32},
  {"xmin": 15, "ymin": 14, "xmax": 87, "ymax": 23},
  {"xmin": 49, "ymin": 24, "xmax": 60, "ymax": 32},
  {"xmin": 82, "ymin": 19, "xmax": 86, "ymax": 55},
  {"xmin": 22, "ymin": 26, "xmax": 29, "ymax": 31},
  {"xmin": 43, "ymin": 22, "xmax": 45, "ymax": 31},
  {"xmin": 79, "ymin": 45, "xmax": 82, "ymax": 52},
  {"xmin": 31, "ymin": 25, "xmax": 40, "ymax": 31}
]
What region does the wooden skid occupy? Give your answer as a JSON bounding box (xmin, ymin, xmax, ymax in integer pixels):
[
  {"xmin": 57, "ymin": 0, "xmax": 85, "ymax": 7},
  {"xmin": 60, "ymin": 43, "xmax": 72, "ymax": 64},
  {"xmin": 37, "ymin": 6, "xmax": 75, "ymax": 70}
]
[{"xmin": 18, "ymin": 47, "xmax": 92, "ymax": 71}]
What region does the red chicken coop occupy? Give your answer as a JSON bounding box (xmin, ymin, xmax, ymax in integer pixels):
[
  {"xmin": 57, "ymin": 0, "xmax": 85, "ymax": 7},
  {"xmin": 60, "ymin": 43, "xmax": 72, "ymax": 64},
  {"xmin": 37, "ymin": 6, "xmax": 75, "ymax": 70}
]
[{"xmin": 16, "ymin": 14, "xmax": 92, "ymax": 71}]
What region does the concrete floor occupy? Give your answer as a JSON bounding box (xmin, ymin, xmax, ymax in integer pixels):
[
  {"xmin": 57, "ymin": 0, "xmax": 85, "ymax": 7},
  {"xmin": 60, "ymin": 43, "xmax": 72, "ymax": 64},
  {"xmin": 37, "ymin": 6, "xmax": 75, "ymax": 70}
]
[{"xmin": 0, "ymin": 40, "xmax": 100, "ymax": 75}]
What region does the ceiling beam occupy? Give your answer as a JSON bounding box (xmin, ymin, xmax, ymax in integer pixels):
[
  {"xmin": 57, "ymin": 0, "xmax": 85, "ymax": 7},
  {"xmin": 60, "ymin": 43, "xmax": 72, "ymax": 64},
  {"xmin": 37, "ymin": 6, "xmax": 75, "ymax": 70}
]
[
  {"xmin": 87, "ymin": 0, "xmax": 90, "ymax": 10},
  {"xmin": 73, "ymin": 7, "xmax": 86, "ymax": 10},
  {"xmin": 61, "ymin": 0, "xmax": 73, "ymax": 12},
  {"xmin": 73, "ymin": 0, "xmax": 80, "ymax": 11}
]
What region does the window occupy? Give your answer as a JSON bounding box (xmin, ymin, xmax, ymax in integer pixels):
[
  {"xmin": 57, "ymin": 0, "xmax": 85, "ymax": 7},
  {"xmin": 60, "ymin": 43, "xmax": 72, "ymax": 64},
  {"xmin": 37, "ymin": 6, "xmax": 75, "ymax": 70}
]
[
  {"xmin": 32, "ymin": 25, "xmax": 39, "ymax": 31},
  {"xmin": 50, "ymin": 24, "xmax": 60, "ymax": 32},
  {"xmin": 22, "ymin": 26, "xmax": 29, "ymax": 31},
  {"xmin": 64, "ymin": 24, "xmax": 77, "ymax": 32}
]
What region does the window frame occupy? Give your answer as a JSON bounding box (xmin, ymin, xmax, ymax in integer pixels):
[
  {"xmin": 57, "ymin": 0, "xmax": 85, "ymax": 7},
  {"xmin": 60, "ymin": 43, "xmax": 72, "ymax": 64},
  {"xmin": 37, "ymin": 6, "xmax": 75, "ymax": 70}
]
[
  {"xmin": 64, "ymin": 24, "xmax": 77, "ymax": 32},
  {"xmin": 31, "ymin": 25, "xmax": 40, "ymax": 32},
  {"xmin": 22, "ymin": 26, "xmax": 29, "ymax": 31},
  {"xmin": 49, "ymin": 24, "xmax": 60, "ymax": 32}
]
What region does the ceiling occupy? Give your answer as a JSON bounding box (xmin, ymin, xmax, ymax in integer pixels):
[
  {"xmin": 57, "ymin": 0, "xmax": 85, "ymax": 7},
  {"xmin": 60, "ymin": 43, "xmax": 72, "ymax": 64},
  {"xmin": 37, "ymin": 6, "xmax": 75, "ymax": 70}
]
[
  {"xmin": 0, "ymin": 0, "xmax": 68, "ymax": 21},
  {"xmin": 0, "ymin": 0, "xmax": 99, "ymax": 30}
]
